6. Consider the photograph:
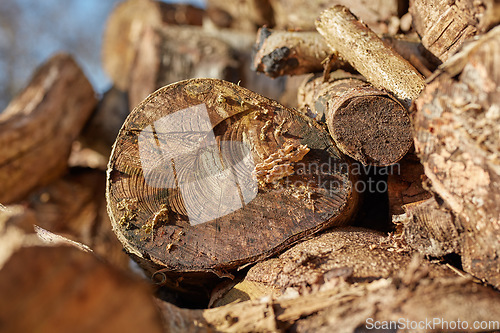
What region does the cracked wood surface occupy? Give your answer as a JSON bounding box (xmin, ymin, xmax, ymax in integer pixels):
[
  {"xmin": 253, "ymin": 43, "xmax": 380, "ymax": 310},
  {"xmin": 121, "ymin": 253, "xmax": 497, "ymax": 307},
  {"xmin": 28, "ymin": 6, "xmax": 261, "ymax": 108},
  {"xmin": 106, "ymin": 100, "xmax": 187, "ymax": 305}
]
[{"xmin": 410, "ymin": 0, "xmax": 500, "ymax": 62}]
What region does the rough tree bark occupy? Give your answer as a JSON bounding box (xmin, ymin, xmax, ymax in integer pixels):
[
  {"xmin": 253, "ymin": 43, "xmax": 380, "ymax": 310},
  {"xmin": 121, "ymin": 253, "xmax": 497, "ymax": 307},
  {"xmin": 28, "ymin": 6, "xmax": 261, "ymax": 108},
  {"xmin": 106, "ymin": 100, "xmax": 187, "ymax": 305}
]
[
  {"xmin": 316, "ymin": 5, "xmax": 426, "ymax": 107},
  {"xmin": 2, "ymin": 210, "xmax": 497, "ymax": 333},
  {"xmin": 414, "ymin": 26, "xmax": 500, "ymax": 288},
  {"xmin": 210, "ymin": 227, "xmax": 455, "ymax": 307},
  {"xmin": 297, "ymin": 72, "xmax": 412, "ymax": 166},
  {"xmin": 157, "ymin": 267, "xmax": 500, "ymax": 332},
  {"xmin": 409, "ymin": 0, "xmax": 500, "ymax": 62},
  {"xmin": 0, "ymin": 54, "xmax": 96, "ymax": 204}
]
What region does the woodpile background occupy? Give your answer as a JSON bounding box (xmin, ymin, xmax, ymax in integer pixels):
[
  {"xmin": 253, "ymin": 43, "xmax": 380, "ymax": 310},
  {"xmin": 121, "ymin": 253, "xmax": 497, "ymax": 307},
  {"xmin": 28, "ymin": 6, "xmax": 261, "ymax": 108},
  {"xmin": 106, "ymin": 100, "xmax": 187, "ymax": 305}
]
[{"xmin": 1, "ymin": 0, "xmax": 499, "ymax": 332}]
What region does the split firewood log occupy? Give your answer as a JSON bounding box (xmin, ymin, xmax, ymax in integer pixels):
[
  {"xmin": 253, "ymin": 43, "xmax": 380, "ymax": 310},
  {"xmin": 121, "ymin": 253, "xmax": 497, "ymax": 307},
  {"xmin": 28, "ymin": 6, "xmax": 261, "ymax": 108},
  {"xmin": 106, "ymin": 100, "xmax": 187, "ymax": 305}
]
[
  {"xmin": 34, "ymin": 168, "xmax": 130, "ymax": 269},
  {"xmin": 413, "ymin": 26, "xmax": 500, "ymax": 288},
  {"xmin": 128, "ymin": 24, "xmax": 288, "ymax": 108},
  {"xmin": 316, "ymin": 6, "xmax": 426, "ymax": 107},
  {"xmin": 106, "ymin": 78, "xmax": 360, "ymax": 299},
  {"xmin": 79, "ymin": 85, "xmax": 129, "ymax": 158},
  {"xmin": 298, "ymin": 71, "xmax": 412, "ymax": 166},
  {"xmin": 0, "ymin": 168, "xmax": 130, "ymax": 270},
  {"xmin": 102, "ymin": 0, "xmax": 163, "ymax": 91},
  {"xmin": 0, "ymin": 54, "xmax": 96, "ymax": 204},
  {"xmin": 409, "ymin": 0, "xmax": 500, "ymax": 62}
]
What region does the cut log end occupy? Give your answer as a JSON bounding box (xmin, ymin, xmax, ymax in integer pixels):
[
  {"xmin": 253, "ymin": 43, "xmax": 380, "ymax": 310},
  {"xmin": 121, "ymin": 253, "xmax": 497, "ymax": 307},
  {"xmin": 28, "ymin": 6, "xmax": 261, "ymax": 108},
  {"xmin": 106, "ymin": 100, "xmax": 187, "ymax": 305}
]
[
  {"xmin": 330, "ymin": 93, "xmax": 412, "ymax": 166},
  {"xmin": 106, "ymin": 78, "xmax": 360, "ymax": 291},
  {"xmin": 298, "ymin": 73, "xmax": 412, "ymax": 167}
]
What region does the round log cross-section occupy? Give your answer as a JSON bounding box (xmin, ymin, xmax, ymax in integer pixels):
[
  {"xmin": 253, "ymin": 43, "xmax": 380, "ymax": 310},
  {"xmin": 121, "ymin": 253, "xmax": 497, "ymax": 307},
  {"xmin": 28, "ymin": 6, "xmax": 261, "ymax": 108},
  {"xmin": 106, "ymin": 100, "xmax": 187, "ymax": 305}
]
[
  {"xmin": 106, "ymin": 78, "xmax": 358, "ymax": 288},
  {"xmin": 298, "ymin": 72, "xmax": 413, "ymax": 166}
]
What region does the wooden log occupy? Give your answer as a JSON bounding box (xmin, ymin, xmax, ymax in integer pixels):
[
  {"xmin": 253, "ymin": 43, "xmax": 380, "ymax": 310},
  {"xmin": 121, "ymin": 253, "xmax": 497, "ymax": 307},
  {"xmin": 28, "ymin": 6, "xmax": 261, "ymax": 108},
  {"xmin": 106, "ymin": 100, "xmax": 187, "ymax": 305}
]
[
  {"xmin": 0, "ymin": 54, "xmax": 97, "ymax": 204},
  {"xmin": 409, "ymin": 0, "xmax": 500, "ymax": 62},
  {"xmin": 128, "ymin": 25, "xmax": 239, "ymax": 108},
  {"xmin": 157, "ymin": 273, "xmax": 500, "ymax": 332},
  {"xmin": 381, "ymin": 35, "xmax": 441, "ymax": 77},
  {"xmin": 396, "ymin": 197, "xmax": 462, "ymax": 258},
  {"xmin": 0, "ymin": 243, "xmax": 163, "ymax": 333},
  {"xmin": 102, "ymin": 0, "xmax": 205, "ymax": 91},
  {"xmin": 102, "ymin": 0, "xmax": 163, "ymax": 91},
  {"xmin": 157, "ymin": 2, "xmax": 203, "ymax": 26},
  {"xmin": 210, "ymin": 226, "xmax": 455, "ymax": 306},
  {"xmin": 269, "ymin": 0, "xmax": 403, "ymax": 34},
  {"xmin": 126, "ymin": 23, "xmax": 291, "ymax": 108},
  {"xmin": 32, "ymin": 168, "xmax": 130, "ymax": 269},
  {"xmin": 413, "ymin": 26, "xmax": 500, "ymax": 288},
  {"xmin": 79, "ymin": 85, "xmax": 130, "ymax": 157},
  {"xmin": 298, "ymin": 72, "xmax": 412, "ymax": 166},
  {"xmin": 387, "ymin": 152, "xmax": 431, "ymax": 215},
  {"xmin": 252, "ymin": 28, "xmax": 437, "ymax": 78},
  {"xmin": 316, "ymin": 5, "xmax": 426, "ymax": 107},
  {"xmin": 252, "ymin": 27, "xmax": 350, "ymax": 78},
  {"xmin": 193, "ymin": 25, "xmax": 289, "ymax": 104},
  {"xmin": 206, "ymin": 0, "xmax": 274, "ymax": 32},
  {"xmin": 1, "ymin": 168, "xmax": 130, "ymax": 270},
  {"xmin": 106, "ymin": 78, "xmax": 360, "ymax": 297}
]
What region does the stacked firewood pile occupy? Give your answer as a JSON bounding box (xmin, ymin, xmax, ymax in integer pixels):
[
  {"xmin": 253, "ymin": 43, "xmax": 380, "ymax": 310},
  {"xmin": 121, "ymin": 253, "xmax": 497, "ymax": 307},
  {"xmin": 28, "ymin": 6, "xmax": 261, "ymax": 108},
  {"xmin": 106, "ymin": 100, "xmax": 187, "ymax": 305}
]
[{"xmin": 1, "ymin": 0, "xmax": 500, "ymax": 332}]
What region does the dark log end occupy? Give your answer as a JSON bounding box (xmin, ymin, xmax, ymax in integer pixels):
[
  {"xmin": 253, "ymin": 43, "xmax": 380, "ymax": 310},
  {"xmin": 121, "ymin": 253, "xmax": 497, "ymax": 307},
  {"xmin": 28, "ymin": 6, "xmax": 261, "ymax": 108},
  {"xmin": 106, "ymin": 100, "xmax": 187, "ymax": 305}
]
[{"xmin": 330, "ymin": 93, "xmax": 412, "ymax": 166}]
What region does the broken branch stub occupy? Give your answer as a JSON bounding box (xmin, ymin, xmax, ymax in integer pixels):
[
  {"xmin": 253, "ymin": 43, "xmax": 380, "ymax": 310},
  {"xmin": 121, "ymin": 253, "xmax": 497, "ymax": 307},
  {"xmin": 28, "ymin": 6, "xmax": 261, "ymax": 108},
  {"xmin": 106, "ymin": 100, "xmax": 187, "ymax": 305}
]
[
  {"xmin": 106, "ymin": 78, "xmax": 359, "ymax": 294},
  {"xmin": 316, "ymin": 5, "xmax": 426, "ymax": 107}
]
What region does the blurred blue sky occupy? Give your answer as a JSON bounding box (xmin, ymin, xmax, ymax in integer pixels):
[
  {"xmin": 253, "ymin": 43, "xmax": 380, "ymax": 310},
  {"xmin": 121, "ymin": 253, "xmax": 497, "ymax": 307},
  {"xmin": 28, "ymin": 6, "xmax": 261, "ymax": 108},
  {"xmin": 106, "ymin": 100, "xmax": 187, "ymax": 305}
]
[{"xmin": 0, "ymin": 0, "xmax": 205, "ymax": 109}]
